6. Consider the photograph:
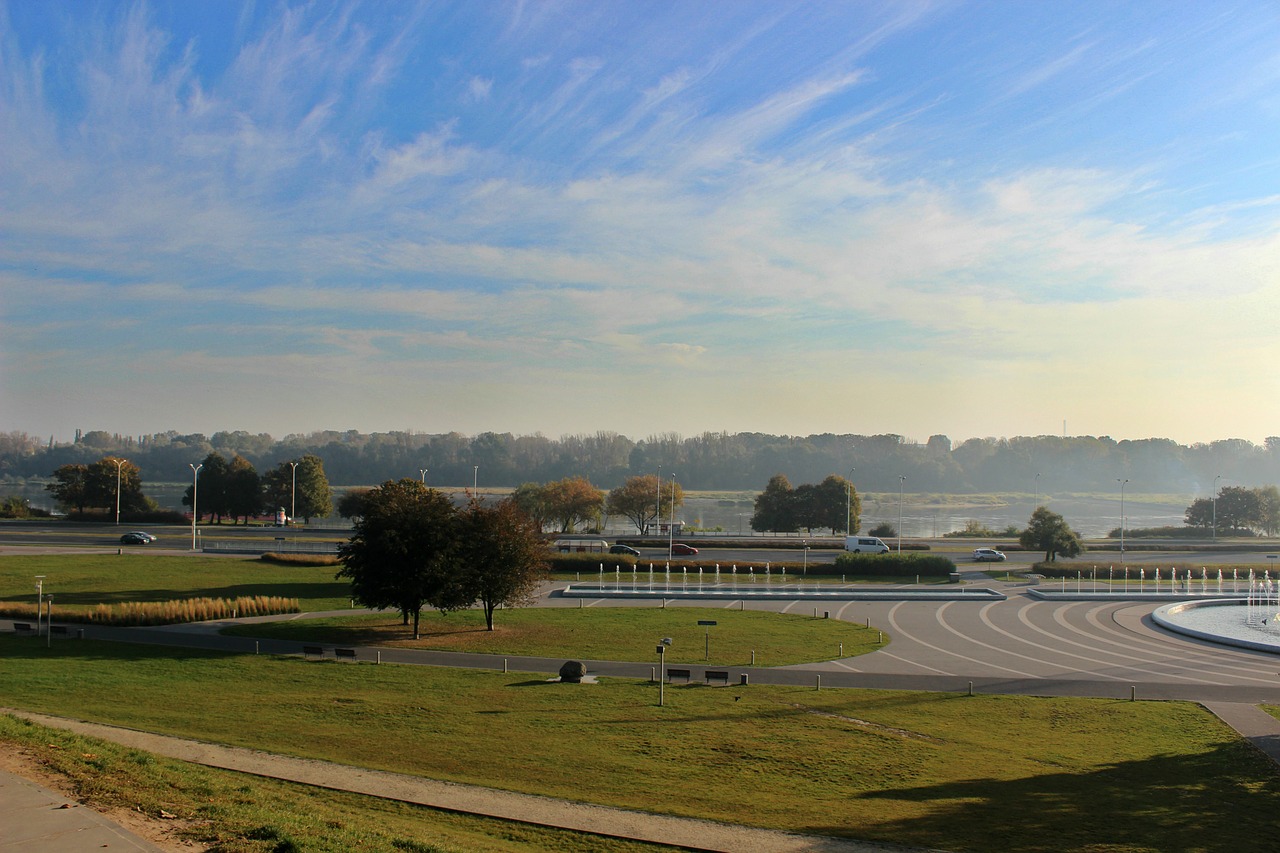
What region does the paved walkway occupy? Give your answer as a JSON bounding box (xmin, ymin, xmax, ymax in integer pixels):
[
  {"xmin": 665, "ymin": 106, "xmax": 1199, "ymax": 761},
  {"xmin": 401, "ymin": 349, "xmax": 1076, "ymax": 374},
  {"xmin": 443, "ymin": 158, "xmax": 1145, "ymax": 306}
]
[
  {"xmin": 2, "ymin": 709, "xmax": 928, "ymax": 853},
  {"xmin": 0, "ymin": 764, "xmax": 166, "ymax": 852}
]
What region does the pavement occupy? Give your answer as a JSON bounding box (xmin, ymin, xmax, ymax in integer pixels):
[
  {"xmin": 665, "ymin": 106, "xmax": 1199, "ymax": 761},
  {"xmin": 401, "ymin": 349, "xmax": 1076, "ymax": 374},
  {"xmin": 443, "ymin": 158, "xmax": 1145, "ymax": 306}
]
[{"xmin": 0, "ymin": 764, "xmax": 166, "ymax": 852}]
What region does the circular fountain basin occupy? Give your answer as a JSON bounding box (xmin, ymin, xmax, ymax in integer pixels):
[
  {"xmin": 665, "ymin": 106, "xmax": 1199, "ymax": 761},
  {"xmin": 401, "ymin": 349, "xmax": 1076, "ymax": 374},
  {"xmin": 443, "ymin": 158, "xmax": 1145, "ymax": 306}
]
[{"xmin": 1153, "ymin": 599, "xmax": 1280, "ymax": 654}]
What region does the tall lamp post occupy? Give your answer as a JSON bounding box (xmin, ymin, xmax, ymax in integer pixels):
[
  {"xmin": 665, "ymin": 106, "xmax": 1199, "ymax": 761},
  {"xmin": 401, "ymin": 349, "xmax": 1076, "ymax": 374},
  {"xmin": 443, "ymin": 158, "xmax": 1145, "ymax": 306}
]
[
  {"xmin": 113, "ymin": 458, "xmax": 126, "ymax": 525},
  {"xmin": 189, "ymin": 463, "xmax": 202, "ymax": 551},
  {"xmin": 1116, "ymin": 478, "xmax": 1129, "ymax": 556},
  {"xmin": 473, "ymin": 465, "xmax": 479, "ymax": 494},
  {"xmin": 419, "ymin": 468, "xmax": 428, "ymax": 484},
  {"xmin": 845, "ymin": 467, "xmax": 856, "ymax": 536},
  {"xmin": 655, "ymin": 465, "xmax": 662, "ymax": 537},
  {"xmin": 897, "ymin": 476, "xmax": 906, "ymax": 553},
  {"xmin": 1034, "ymin": 472, "xmax": 1041, "ymax": 508},
  {"xmin": 668, "ymin": 473, "xmax": 677, "ymax": 559},
  {"xmin": 289, "ymin": 461, "xmax": 299, "ymax": 524},
  {"xmin": 35, "ymin": 575, "xmax": 44, "ymax": 638},
  {"xmin": 1212, "ymin": 474, "xmax": 1222, "ymax": 541}
]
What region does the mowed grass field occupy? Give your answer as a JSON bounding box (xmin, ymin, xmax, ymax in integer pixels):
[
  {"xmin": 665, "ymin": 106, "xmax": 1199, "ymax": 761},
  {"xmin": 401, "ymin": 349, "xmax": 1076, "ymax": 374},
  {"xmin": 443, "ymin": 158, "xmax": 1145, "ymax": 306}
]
[
  {"xmin": 4, "ymin": 553, "xmax": 1280, "ymax": 852},
  {"xmin": 222, "ymin": 607, "xmax": 885, "ymax": 666},
  {"xmin": 0, "ymin": 553, "xmax": 352, "ymax": 611}
]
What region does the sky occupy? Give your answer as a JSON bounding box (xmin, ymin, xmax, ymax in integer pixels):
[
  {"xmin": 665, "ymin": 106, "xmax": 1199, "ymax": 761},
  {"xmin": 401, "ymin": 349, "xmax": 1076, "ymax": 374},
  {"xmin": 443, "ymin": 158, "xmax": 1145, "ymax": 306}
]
[{"xmin": 2, "ymin": 1, "xmax": 1279, "ymax": 447}]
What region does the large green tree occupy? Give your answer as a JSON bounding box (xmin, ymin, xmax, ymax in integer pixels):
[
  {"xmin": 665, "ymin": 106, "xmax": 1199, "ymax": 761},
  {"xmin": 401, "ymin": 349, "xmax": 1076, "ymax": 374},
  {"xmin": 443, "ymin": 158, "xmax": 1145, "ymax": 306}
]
[
  {"xmin": 337, "ymin": 479, "xmax": 468, "ymax": 639},
  {"xmin": 46, "ymin": 464, "xmax": 89, "ymax": 514},
  {"xmin": 1184, "ymin": 486, "xmax": 1280, "ymax": 536},
  {"xmin": 1019, "ymin": 507, "xmax": 1083, "ymax": 562},
  {"xmin": 460, "ymin": 497, "xmax": 549, "ymax": 630},
  {"xmin": 605, "ymin": 474, "xmax": 682, "ymax": 534},
  {"xmin": 264, "ymin": 454, "xmax": 333, "ymax": 523},
  {"xmin": 751, "ymin": 474, "xmax": 797, "ymax": 532},
  {"xmin": 225, "ymin": 454, "xmax": 263, "ymax": 524}
]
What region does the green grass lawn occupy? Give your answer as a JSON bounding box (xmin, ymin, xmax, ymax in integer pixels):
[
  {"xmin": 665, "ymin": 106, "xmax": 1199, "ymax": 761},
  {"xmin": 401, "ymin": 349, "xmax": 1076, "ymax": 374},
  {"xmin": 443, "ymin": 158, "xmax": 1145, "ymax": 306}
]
[
  {"xmin": 3, "ymin": 637, "xmax": 1279, "ymax": 853},
  {"xmin": 221, "ymin": 607, "xmax": 884, "ymax": 666},
  {"xmin": 0, "ymin": 553, "xmax": 352, "ymax": 611},
  {"xmin": 0, "ymin": 714, "xmax": 664, "ymax": 853}
]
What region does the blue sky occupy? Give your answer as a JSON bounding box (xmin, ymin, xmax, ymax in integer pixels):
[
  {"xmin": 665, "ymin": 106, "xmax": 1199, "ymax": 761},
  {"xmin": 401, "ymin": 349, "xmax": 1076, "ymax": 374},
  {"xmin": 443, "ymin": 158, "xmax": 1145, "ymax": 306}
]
[{"xmin": 3, "ymin": 1, "xmax": 1279, "ymax": 445}]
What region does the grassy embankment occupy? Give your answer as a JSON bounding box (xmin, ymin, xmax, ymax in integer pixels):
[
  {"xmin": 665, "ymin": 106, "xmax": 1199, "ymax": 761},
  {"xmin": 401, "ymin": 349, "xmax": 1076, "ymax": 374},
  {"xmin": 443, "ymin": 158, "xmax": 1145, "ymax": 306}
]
[
  {"xmin": 4, "ymin": 553, "xmax": 1280, "ymax": 852},
  {"xmin": 4, "ymin": 639, "xmax": 1280, "ymax": 853}
]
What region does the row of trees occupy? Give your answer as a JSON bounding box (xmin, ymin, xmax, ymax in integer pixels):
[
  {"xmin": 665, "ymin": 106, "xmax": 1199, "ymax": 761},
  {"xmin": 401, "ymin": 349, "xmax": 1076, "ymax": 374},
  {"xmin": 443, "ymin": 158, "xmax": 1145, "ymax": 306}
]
[
  {"xmin": 338, "ymin": 481, "xmax": 547, "ymax": 636},
  {"xmin": 180, "ymin": 453, "xmax": 334, "ymax": 524},
  {"xmin": 8, "ymin": 428, "xmax": 1280, "ymax": 493},
  {"xmin": 1183, "ymin": 486, "xmax": 1280, "ymax": 536},
  {"xmin": 750, "ymin": 474, "xmax": 859, "ymax": 534},
  {"xmin": 44, "ymin": 453, "xmax": 335, "ymax": 523}
]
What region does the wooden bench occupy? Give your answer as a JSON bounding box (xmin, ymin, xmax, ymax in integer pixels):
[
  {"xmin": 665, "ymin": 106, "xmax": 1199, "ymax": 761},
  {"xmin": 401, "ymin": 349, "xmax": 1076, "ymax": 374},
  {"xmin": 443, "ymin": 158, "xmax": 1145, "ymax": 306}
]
[
  {"xmin": 49, "ymin": 625, "xmax": 70, "ymax": 637},
  {"xmin": 334, "ymin": 648, "xmax": 358, "ymax": 661},
  {"xmin": 302, "ymin": 645, "xmax": 324, "ymax": 658},
  {"xmin": 12, "ymin": 622, "xmax": 33, "ymax": 633},
  {"xmin": 665, "ymin": 668, "xmax": 691, "ymax": 683},
  {"xmin": 705, "ymin": 670, "xmax": 730, "ymax": 686}
]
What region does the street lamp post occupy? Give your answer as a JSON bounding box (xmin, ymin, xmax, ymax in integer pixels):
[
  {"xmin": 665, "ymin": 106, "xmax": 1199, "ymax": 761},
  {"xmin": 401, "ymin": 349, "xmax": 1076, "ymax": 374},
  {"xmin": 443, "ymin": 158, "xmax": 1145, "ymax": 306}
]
[
  {"xmin": 34, "ymin": 576, "xmax": 44, "ymax": 637},
  {"xmin": 668, "ymin": 473, "xmax": 676, "ymax": 559},
  {"xmin": 1117, "ymin": 478, "xmax": 1129, "ymax": 555},
  {"xmin": 419, "ymin": 468, "xmax": 428, "ymax": 484},
  {"xmin": 655, "ymin": 465, "xmax": 662, "ymax": 537},
  {"xmin": 1035, "ymin": 473, "xmax": 1041, "ymax": 508},
  {"xmin": 845, "ymin": 467, "xmax": 856, "ymax": 536},
  {"xmin": 289, "ymin": 461, "xmax": 299, "ymax": 524},
  {"xmin": 897, "ymin": 476, "xmax": 906, "ymax": 553},
  {"xmin": 1212, "ymin": 474, "xmax": 1222, "ymax": 541},
  {"xmin": 189, "ymin": 463, "xmax": 202, "ymax": 551},
  {"xmin": 473, "ymin": 465, "xmax": 479, "ymax": 494},
  {"xmin": 113, "ymin": 458, "xmax": 126, "ymax": 525}
]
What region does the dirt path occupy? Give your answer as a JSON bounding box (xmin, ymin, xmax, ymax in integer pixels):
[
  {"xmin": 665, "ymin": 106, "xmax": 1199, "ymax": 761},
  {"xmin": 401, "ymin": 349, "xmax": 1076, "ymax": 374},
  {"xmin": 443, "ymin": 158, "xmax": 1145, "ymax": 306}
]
[{"xmin": 3, "ymin": 708, "xmax": 935, "ymax": 853}]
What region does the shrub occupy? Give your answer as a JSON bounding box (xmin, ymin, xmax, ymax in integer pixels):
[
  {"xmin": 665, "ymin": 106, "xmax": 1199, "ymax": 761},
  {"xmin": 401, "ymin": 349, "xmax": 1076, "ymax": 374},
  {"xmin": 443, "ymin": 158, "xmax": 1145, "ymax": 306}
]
[
  {"xmin": 260, "ymin": 553, "xmax": 341, "ymax": 567},
  {"xmin": 830, "ymin": 553, "xmax": 955, "ymax": 578},
  {"xmin": 0, "ymin": 596, "xmax": 300, "ymax": 626},
  {"xmin": 944, "ymin": 520, "xmax": 999, "ymax": 538},
  {"xmin": 868, "ymin": 523, "xmax": 896, "ymax": 538}
]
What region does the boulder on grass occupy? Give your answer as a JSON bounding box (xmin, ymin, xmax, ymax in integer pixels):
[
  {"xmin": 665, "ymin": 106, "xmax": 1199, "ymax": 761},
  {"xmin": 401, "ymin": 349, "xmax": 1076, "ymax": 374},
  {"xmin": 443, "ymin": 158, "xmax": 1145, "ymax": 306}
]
[{"xmin": 559, "ymin": 660, "xmax": 587, "ymax": 683}]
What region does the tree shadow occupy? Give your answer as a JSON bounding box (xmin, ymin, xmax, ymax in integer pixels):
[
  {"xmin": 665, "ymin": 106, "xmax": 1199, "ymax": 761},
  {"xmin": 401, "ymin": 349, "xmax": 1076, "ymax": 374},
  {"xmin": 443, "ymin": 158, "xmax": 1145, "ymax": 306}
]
[{"xmin": 803, "ymin": 743, "xmax": 1280, "ymax": 852}]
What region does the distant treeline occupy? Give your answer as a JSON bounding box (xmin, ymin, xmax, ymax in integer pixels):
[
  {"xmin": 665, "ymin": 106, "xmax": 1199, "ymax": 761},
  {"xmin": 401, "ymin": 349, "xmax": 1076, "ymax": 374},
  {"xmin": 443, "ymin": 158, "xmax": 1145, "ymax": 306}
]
[{"xmin": 1, "ymin": 429, "xmax": 1276, "ymax": 494}]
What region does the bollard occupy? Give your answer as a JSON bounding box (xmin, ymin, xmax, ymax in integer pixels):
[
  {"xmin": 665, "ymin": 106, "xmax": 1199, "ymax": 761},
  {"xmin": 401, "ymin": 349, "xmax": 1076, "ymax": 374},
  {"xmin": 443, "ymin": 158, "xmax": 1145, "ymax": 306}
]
[
  {"xmin": 968, "ymin": 681, "xmax": 974, "ymax": 696},
  {"xmin": 839, "ymin": 643, "xmax": 843, "ymax": 656},
  {"xmin": 740, "ymin": 673, "xmax": 749, "ymax": 686},
  {"xmin": 1131, "ymin": 685, "xmax": 1136, "ymax": 702},
  {"xmin": 813, "ymin": 608, "xmax": 817, "ymax": 618},
  {"xmin": 651, "ymin": 666, "xmax": 656, "ymax": 683},
  {"xmin": 255, "ymin": 641, "xmax": 259, "ymax": 655},
  {"xmin": 377, "ymin": 651, "xmax": 382, "ymax": 665},
  {"xmin": 662, "ymin": 599, "xmax": 666, "ymax": 609},
  {"xmin": 740, "ymin": 600, "xmax": 745, "ymax": 611},
  {"xmin": 504, "ymin": 658, "xmax": 508, "ymax": 672},
  {"xmin": 816, "ymin": 674, "xmax": 821, "ymax": 691},
  {"xmin": 579, "ymin": 599, "xmax": 583, "ymax": 608},
  {"xmin": 877, "ymin": 631, "xmax": 882, "ymax": 644},
  {"xmin": 866, "ymin": 617, "xmax": 870, "ymax": 628},
  {"xmin": 751, "ymin": 650, "xmax": 756, "ymax": 665}
]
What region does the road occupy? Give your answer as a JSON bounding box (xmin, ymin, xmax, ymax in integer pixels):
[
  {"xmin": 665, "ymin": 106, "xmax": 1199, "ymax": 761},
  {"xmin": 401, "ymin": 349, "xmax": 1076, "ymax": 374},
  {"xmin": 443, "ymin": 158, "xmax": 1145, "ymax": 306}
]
[{"xmin": 2, "ymin": 521, "xmax": 1276, "ymax": 568}]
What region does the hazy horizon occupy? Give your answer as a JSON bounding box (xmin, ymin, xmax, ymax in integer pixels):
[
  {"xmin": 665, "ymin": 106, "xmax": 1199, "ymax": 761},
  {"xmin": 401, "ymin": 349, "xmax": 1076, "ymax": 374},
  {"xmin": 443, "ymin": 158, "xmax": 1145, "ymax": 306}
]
[{"xmin": 4, "ymin": 2, "xmax": 1279, "ymax": 444}]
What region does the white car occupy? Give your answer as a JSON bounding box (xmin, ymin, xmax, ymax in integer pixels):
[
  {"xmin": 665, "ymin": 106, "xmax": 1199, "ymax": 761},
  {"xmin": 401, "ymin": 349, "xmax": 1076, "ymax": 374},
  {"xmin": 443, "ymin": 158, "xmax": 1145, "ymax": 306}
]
[{"xmin": 973, "ymin": 547, "xmax": 1006, "ymax": 562}]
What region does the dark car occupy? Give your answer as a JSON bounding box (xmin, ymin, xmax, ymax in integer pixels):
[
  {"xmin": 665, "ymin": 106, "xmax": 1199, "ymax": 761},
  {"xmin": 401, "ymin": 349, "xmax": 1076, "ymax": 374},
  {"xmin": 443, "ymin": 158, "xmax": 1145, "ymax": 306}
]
[
  {"xmin": 670, "ymin": 543, "xmax": 698, "ymax": 556},
  {"xmin": 120, "ymin": 531, "xmax": 154, "ymax": 545},
  {"xmin": 609, "ymin": 544, "xmax": 641, "ymax": 557}
]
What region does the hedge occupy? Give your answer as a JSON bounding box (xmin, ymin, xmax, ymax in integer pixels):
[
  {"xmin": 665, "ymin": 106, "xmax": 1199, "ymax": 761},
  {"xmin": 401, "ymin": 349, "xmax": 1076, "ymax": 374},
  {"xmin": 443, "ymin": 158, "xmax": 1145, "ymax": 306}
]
[{"xmin": 830, "ymin": 553, "xmax": 956, "ymax": 577}]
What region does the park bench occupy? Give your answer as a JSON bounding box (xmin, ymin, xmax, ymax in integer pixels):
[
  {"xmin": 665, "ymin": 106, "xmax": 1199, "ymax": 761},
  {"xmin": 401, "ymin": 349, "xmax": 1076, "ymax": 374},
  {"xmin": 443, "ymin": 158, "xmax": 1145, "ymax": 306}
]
[
  {"xmin": 665, "ymin": 668, "xmax": 691, "ymax": 683},
  {"xmin": 334, "ymin": 648, "xmax": 358, "ymax": 661},
  {"xmin": 705, "ymin": 670, "xmax": 730, "ymax": 686},
  {"xmin": 12, "ymin": 622, "xmax": 32, "ymax": 633},
  {"xmin": 49, "ymin": 625, "xmax": 70, "ymax": 637},
  {"xmin": 302, "ymin": 645, "xmax": 324, "ymax": 658}
]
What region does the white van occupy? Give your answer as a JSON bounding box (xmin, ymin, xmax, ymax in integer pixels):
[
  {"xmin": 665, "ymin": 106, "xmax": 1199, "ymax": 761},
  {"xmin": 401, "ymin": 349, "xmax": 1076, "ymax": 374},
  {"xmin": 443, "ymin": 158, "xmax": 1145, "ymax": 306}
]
[{"xmin": 844, "ymin": 536, "xmax": 889, "ymax": 553}]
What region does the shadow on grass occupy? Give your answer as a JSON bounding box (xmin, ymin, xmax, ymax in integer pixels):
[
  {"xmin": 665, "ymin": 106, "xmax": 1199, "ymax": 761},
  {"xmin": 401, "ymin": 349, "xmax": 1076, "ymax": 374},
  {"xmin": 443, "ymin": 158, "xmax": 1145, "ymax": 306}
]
[{"xmin": 805, "ymin": 742, "xmax": 1280, "ymax": 853}]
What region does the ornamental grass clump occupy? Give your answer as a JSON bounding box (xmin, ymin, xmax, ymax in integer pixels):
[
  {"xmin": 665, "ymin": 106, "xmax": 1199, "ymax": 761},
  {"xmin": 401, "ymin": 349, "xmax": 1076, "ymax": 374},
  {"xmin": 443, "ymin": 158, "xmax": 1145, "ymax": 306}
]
[{"xmin": 0, "ymin": 596, "xmax": 300, "ymax": 627}]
